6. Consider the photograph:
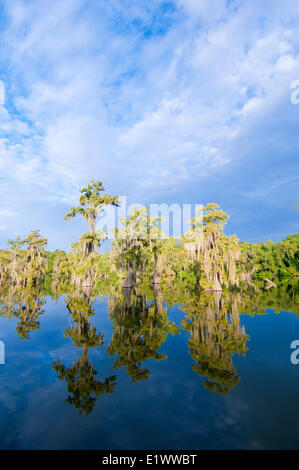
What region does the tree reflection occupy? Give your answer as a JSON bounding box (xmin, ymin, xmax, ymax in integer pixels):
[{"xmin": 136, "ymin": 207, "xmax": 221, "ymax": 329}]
[
  {"xmin": 52, "ymin": 288, "xmax": 116, "ymax": 415},
  {"xmin": 0, "ymin": 283, "xmax": 45, "ymax": 339},
  {"xmin": 0, "ymin": 265, "xmax": 297, "ymax": 407},
  {"xmin": 107, "ymin": 283, "xmax": 179, "ymax": 382},
  {"xmin": 181, "ymin": 290, "xmax": 248, "ymax": 394}
]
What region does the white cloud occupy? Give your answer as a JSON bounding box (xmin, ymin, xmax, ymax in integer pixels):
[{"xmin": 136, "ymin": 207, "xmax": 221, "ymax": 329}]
[
  {"xmin": 0, "ymin": 0, "xmax": 298, "ymax": 247},
  {"xmin": 0, "ymin": 209, "xmax": 19, "ymax": 217}
]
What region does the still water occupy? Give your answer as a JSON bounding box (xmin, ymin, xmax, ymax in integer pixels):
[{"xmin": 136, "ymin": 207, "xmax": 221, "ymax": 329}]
[{"xmin": 0, "ymin": 282, "xmax": 298, "ymax": 450}]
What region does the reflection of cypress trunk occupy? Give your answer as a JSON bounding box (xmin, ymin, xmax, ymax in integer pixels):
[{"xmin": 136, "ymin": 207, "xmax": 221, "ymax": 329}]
[
  {"xmin": 123, "ymin": 285, "xmax": 132, "ymax": 305},
  {"xmin": 154, "ymin": 283, "xmax": 163, "ymax": 313},
  {"xmin": 82, "ymin": 282, "xmax": 92, "ymax": 296},
  {"xmin": 123, "ymin": 267, "xmax": 133, "ymax": 288},
  {"xmin": 214, "ymin": 290, "xmax": 222, "ymax": 313},
  {"xmin": 81, "ymin": 344, "xmax": 89, "ymax": 365}
]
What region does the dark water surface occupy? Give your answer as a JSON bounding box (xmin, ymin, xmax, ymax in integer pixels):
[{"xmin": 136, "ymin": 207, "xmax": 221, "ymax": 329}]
[{"xmin": 0, "ymin": 285, "xmax": 299, "ymax": 450}]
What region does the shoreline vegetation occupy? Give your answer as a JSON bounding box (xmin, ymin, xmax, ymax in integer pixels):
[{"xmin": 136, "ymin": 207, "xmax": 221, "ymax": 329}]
[{"xmin": 0, "ymin": 181, "xmax": 298, "ymax": 292}]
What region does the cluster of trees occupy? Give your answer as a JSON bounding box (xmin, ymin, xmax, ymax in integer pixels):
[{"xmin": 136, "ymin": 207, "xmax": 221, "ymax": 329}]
[
  {"xmin": 1, "ymin": 180, "xmax": 298, "ymax": 291},
  {"xmin": 0, "ymin": 180, "xmax": 298, "ymax": 415},
  {"xmin": 240, "ymin": 235, "xmax": 299, "ymax": 279},
  {"xmin": 0, "ymin": 230, "xmax": 48, "ymax": 287}
]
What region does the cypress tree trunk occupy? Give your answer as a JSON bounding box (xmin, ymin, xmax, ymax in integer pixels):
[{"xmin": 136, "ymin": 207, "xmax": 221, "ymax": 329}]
[
  {"xmin": 213, "ymin": 272, "xmax": 222, "ymax": 291},
  {"xmin": 88, "ymin": 216, "xmax": 96, "ymax": 234},
  {"xmin": 152, "ymin": 253, "xmax": 160, "ymax": 284}
]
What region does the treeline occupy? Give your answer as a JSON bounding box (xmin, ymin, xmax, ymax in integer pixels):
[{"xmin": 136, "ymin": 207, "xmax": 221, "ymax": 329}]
[
  {"xmin": 240, "ymin": 234, "xmax": 299, "ymax": 279},
  {"xmin": 0, "ymin": 180, "xmax": 298, "ymax": 290}
]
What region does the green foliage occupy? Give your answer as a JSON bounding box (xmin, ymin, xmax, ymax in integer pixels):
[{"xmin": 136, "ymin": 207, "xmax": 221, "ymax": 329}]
[
  {"xmin": 64, "ymin": 180, "xmax": 120, "ymax": 235},
  {"xmin": 52, "ymin": 355, "xmax": 116, "ymax": 415},
  {"xmin": 111, "ymin": 206, "xmax": 165, "ymax": 285},
  {"xmin": 4, "ymin": 230, "xmax": 48, "ymax": 286},
  {"xmin": 71, "ymin": 231, "xmax": 107, "ymax": 256},
  {"xmin": 47, "ymin": 249, "xmax": 67, "ymax": 275}
]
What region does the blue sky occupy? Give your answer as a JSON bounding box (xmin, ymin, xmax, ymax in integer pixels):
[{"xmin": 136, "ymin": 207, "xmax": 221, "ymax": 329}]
[{"xmin": 0, "ymin": 0, "xmax": 298, "ymax": 251}]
